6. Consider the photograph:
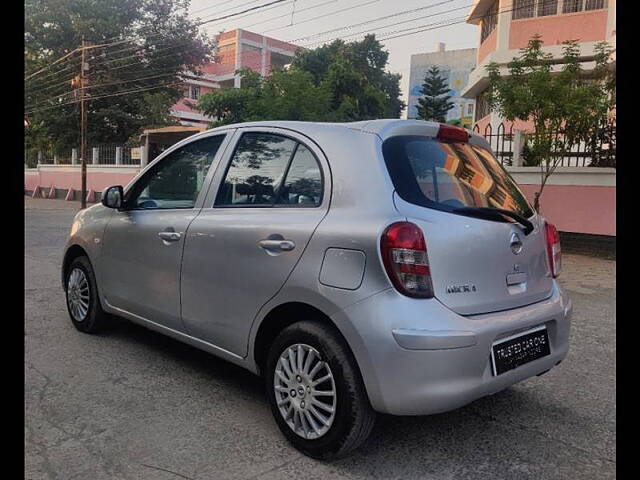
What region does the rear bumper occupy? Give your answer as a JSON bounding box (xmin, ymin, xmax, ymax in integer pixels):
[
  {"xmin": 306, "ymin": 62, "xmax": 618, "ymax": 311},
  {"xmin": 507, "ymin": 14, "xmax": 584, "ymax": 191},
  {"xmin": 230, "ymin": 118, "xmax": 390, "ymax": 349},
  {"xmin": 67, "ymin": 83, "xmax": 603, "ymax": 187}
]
[{"xmin": 331, "ymin": 282, "xmax": 572, "ymax": 415}]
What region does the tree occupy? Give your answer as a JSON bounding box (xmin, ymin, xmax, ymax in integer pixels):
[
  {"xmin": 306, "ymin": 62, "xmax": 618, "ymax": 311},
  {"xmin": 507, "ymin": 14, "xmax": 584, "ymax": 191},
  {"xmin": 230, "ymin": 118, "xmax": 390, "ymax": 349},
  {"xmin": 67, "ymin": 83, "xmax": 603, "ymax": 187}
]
[
  {"xmin": 198, "ymin": 68, "xmax": 332, "ymax": 127},
  {"xmin": 415, "ymin": 66, "xmax": 454, "ymax": 122},
  {"xmin": 198, "ymin": 34, "xmax": 406, "ymax": 125},
  {"xmin": 486, "ymin": 35, "xmax": 615, "ymax": 211},
  {"xmin": 25, "ymin": 0, "xmax": 213, "ymax": 154}
]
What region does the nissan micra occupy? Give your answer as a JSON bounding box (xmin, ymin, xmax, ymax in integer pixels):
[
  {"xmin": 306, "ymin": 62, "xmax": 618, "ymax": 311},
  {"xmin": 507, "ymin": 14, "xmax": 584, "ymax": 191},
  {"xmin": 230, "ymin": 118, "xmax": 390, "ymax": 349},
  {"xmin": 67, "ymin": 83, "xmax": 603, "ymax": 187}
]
[{"xmin": 62, "ymin": 120, "xmax": 571, "ymax": 458}]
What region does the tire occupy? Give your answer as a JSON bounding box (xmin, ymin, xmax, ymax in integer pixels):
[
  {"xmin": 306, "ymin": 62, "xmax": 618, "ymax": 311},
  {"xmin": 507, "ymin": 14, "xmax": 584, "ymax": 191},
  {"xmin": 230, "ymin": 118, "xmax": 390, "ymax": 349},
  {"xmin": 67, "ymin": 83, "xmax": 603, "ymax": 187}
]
[
  {"xmin": 265, "ymin": 320, "xmax": 376, "ymax": 459},
  {"xmin": 64, "ymin": 256, "xmax": 110, "ymax": 333}
]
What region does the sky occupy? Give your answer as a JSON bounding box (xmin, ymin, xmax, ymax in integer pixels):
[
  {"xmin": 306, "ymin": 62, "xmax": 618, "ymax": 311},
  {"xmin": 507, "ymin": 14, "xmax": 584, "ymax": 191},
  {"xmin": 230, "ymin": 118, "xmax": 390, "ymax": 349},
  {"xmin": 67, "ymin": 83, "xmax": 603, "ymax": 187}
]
[{"xmin": 187, "ymin": 0, "xmax": 479, "ymax": 112}]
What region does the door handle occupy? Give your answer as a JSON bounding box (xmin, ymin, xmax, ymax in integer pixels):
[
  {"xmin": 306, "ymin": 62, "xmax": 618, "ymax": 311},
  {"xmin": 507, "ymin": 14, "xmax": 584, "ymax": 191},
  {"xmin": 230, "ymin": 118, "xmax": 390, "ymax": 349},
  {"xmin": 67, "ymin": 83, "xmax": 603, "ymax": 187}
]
[
  {"xmin": 259, "ymin": 239, "xmax": 296, "ymax": 252},
  {"xmin": 158, "ymin": 231, "xmax": 181, "ymax": 242}
]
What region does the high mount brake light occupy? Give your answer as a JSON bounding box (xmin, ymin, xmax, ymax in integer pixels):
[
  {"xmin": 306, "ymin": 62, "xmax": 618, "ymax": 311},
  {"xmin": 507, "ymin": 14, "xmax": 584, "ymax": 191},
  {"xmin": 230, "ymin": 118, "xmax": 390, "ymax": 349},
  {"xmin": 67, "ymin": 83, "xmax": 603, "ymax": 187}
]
[
  {"xmin": 437, "ymin": 124, "xmax": 469, "ymax": 143},
  {"xmin": 545, "ymin": 221, "xmax": 561, "ymax": 278},
  {"xmin": 381, "ymin": 222, "xmax": 434, "ymax": 298}
]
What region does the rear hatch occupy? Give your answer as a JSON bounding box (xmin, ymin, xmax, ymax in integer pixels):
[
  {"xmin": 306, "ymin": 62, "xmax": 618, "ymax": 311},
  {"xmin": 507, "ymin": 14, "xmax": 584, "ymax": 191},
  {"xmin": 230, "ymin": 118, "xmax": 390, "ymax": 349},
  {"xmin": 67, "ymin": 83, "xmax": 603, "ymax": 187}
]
[{"xmin": 382, "ymin": 130, "xmax": 553, "ymax": 315}]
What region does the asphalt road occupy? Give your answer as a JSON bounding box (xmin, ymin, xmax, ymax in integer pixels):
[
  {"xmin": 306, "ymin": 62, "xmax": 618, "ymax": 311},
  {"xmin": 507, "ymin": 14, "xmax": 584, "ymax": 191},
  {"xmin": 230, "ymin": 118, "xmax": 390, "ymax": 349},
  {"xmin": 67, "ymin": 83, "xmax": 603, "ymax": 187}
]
[{"xmin": 25, "ymin": 197, "xmax": 616, "ymax": 480}]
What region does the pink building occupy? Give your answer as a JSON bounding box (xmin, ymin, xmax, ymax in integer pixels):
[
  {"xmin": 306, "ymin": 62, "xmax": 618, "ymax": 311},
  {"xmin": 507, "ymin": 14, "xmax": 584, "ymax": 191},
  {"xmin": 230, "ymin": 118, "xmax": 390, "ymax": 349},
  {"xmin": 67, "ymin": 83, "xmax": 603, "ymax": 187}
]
[
  {"xmin": 461, "ymin": 0, "xmax": 616, "ymax": 132},
  {"xmin": 171, "ymin": 29, "xmax": 300, "ymax": 127},
  {"xmin": 459, "ymin": 0, "xmax": 616, "ymax": 237}
]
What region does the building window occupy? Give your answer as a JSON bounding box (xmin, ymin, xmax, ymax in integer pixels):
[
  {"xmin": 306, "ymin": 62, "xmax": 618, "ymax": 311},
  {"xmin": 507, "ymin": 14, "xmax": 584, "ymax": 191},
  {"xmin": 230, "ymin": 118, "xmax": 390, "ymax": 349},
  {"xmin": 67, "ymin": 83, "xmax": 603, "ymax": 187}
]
[
  {"xmin": 585, "ymin": 0, "xmax": 606, "ymax": 10},
  {"xmin": 537, "ymin": 0, "xmax": 558, "ymax": 16},
  {"xmin": 218, "ymin": 44, "xmax": 235, "ymax": 53},
  {"xmin": 563, "ymin": 0, "xmax": 606, "ymax": 14},
  {"xmin": 189, "ymin": 85, "xmax": 201, "ymax": 100},
  {"xmin": 480, "ymin": 1, "xmax": 498, "ymax": 42},
  {"xmin": 243, "ymin": 44, "xmax": 263, "ymax": 54},
  {"xmin": 467, "ymin": 103, "xmax": 474, "ymax": 116},
  {"xmin": 512, "ymin": 0, "xmax": 536, "ymax": 19},
  {"xmin": 563, "ymin": 0, "xmax": 583, "ymax": 13},
  {"xmin": 475, "ymin": 93, "xmax": 491, "ymax": 121}
]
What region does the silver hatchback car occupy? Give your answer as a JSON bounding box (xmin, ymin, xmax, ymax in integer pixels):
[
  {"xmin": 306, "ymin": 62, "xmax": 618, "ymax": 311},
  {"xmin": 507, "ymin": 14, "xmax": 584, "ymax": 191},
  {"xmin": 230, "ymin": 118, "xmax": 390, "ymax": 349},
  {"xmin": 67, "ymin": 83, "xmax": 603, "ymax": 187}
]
[{"xmin": 62, "ymin": 120, "xmax": 572, "ymax": 458}]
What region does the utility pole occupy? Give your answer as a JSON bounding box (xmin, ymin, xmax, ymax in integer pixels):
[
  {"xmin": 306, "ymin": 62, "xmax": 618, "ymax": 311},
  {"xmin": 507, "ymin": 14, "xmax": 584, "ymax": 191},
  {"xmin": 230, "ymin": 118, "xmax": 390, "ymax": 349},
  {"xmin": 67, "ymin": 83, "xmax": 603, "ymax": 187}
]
[{"xmin": 80, "ymin": 37, "xmax": 88, "ymax": 209}]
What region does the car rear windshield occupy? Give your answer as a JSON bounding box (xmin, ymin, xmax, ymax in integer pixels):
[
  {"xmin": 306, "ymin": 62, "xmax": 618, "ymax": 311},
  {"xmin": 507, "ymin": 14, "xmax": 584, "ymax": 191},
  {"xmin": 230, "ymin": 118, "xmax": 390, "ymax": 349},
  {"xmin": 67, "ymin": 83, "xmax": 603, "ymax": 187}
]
[{"xmin": 382, "ymin": 135, "xmax": 534, "ymax": 218}]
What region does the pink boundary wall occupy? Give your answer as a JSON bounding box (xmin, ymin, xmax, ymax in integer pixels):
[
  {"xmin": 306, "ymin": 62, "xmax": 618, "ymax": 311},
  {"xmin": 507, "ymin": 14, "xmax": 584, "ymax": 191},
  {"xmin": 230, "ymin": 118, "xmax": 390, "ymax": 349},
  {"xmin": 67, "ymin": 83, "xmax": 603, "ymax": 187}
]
[
  {"xmin": 25, "ymin": 167, "xmax": 139, "ymax": 197},
  {"xmin": 25, "ymin": 167, "xmax": 615, "ymax": 236},
  {"xmin": 519, "ymin": 184, "xmax": 615, "ymax": 236}
]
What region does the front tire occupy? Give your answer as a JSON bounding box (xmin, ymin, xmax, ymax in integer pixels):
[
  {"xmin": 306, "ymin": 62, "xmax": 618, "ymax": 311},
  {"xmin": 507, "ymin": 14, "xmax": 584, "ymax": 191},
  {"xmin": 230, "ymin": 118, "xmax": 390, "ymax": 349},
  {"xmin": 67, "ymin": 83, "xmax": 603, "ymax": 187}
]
[
  {"xmin": 65, "ymin": 256, "xmax": 110, "ymax": 333},
  {"xmin": 266, "ymin": 320, "xmax": 376, "ymax": 459}
]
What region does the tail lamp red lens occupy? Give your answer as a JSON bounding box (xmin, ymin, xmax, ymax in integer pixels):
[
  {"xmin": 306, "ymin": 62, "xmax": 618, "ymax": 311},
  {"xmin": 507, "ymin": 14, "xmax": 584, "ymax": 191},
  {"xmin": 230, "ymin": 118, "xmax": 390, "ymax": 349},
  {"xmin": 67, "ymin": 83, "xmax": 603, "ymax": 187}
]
[
  {"xmin": 544, "ymin": 221, "xmax": 561, "ymax": 278},
  {"xmin": 381, "ymin": 222, "xmax": 434, "ymax": 298}
]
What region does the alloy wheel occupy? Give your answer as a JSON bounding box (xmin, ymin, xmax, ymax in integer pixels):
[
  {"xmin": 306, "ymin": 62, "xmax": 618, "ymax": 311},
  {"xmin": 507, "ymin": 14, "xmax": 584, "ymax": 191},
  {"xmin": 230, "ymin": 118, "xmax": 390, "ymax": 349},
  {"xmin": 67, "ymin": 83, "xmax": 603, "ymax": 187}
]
[
  {"xmin": 67, "ymin": 267, "xmax": 90, "ymax": 322},
  {"xmin": 273, "ymin": 343, "xmax": 337, "ymax": 439}
]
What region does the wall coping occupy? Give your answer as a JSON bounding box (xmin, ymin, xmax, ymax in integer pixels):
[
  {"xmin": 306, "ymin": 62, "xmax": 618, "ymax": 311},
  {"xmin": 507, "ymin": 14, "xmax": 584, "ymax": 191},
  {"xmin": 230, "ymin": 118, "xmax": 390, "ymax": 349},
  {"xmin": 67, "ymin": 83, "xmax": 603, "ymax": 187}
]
[
  {"xmin": 506, "ymin": 166, "xmax": 616, "ymax": 186},
  {"xmin": 28, "ymin": 164, "xmax": 141, "ymax": 174}
]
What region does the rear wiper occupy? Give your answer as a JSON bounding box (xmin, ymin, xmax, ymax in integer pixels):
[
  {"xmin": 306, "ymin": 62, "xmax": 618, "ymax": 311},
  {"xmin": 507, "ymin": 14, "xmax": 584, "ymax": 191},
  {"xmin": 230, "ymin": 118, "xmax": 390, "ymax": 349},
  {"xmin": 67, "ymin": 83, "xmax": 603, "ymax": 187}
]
[{"xmin": 453, "ymin": 206, "xmax": 534, "ymax": 235}]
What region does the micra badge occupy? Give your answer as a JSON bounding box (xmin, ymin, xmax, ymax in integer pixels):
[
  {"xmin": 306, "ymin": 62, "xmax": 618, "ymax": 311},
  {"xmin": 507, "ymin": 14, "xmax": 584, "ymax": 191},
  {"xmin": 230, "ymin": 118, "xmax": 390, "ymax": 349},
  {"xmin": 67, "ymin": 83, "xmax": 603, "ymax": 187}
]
[{"xmin": 446, "ymin": 284, "xmax": 477, "ymax": 294}]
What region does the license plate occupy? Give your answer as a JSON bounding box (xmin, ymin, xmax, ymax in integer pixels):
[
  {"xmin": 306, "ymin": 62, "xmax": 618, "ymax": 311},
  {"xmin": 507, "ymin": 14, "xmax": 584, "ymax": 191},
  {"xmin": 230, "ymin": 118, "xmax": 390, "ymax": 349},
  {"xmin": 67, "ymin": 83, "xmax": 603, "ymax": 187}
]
[{"xmin": 491, "ymin": 325, "xmax": 550, "ymax": 376}]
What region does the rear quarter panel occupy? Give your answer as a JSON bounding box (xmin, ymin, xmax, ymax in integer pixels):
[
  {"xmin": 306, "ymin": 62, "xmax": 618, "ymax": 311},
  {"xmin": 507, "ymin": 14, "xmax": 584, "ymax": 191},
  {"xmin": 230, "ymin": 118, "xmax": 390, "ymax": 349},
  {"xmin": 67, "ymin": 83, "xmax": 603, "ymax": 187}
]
[{"xmin": 246, "ymin": 130, "xmax": 400, "ymax": 367}]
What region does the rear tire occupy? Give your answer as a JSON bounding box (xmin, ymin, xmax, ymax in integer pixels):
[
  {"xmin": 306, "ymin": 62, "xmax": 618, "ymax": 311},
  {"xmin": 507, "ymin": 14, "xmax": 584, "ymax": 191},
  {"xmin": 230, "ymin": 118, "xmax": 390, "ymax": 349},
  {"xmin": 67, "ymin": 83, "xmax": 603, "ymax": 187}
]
[
  {"xmin": 265, "ymin": 320, "xmax": 376, "ymax": 459},
  {"xmin": 65, "ymin": 256, "xmax": 110, "ymax": 333}
]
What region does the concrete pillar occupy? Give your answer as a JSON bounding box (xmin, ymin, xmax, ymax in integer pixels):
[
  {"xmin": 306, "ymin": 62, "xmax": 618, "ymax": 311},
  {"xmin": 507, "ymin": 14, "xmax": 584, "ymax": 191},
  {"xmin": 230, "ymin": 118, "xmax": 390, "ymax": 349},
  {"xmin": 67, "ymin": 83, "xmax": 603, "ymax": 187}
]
[
  {"xmin": 496, "ymin": 0, "xmax": 512, "ymax": 51},
  {"xmin": 261, "ymin": 36, "xmax": 268, "ymax": 76},
  {"xmin": 606, "ymin": 0, "xmax": 616, "ymax": 41},
  {"xmin": 92, "ymin": 147, "xmax": 99, "ymax": 165},
  {"xmin": 115, "ymin": 146, "xmax": 123, "ymax": 165},
  {"xmin": 37, "ymin": 151, "xmax": 43, "ymax": 165},
  {"xmin": 512, "ymin": 130, "xmax": 525, "ymax": 167},
  {"xmin": 234, "ymin": 29, "xmax": 242, "ymax": 88},
  {"xmin": 71, "ymin": 148, "xmax": 78, "ymax": 165},
  {"xmin": 53, "ymin": 154, "xmax": 58, "ymax": 165},
  {"xmin": 140, "ymin": 145, "xmax": 148, "ymax": 167}
]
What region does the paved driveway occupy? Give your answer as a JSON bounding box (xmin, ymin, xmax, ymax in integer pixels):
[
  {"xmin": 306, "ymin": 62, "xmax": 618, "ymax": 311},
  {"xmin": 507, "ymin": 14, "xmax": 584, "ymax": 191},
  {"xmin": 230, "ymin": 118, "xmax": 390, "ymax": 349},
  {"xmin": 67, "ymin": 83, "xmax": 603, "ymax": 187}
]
[{"xmin": 25, "ymin": 198, "xmax": 615, "ymax": 479}]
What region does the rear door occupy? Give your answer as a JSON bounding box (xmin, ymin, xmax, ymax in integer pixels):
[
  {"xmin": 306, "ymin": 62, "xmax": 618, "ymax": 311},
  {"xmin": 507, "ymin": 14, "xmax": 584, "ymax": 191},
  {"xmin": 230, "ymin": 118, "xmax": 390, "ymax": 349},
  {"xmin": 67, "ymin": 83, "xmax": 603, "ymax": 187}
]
[
  {"xmin": 383, "ymin": 134, "xmax": 553, "ymax": 315},
  {"xmin": 180, "ymin": 128, "xmax": 330, "ymax": 356}
]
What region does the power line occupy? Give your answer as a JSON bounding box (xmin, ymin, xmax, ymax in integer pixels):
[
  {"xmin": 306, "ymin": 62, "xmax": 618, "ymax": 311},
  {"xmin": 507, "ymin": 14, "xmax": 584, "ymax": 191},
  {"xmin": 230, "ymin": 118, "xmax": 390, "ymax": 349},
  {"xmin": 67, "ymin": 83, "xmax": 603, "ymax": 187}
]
[
  {"xmin": 289, "ymin": 0, "xmax": 458, "ymax": 42},
  {"xmin": 297, "ymin": 0, "xmax": 556, "ymax": 47},
  {"xmin": 300, "ymin": 4, "xmax": 473, "ymax": 46},
  {"xmin": 24, "ymin": 81, "xmax": 184, "ymax": 115},
  {"xmin": 261, "ymin": 0, "xmax": 380, "ymax": 34},
  {"xmin": 191, "ymin": 0, "xmax": 256, "ymax": 16},
  {"xmin": 237, "ymin": 0, "xmax": 337, "ymax": 31},
  {"xmin": 198, "ymin": 0, "xmax": 289, "ymax": 26}
]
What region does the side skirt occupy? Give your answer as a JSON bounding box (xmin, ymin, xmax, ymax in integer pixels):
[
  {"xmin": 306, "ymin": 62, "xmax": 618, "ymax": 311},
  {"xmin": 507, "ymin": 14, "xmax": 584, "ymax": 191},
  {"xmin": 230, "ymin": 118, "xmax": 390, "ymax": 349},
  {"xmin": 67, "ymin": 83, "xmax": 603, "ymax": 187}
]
[{"xmin": 103, "ymin": 299, "xmax": 259, "ymax": 374}]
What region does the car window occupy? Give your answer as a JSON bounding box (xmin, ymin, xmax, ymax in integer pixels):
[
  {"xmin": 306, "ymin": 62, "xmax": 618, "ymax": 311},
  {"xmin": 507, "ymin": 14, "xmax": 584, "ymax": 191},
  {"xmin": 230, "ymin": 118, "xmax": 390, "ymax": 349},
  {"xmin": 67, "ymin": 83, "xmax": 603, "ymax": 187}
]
[
  {"xmin": 126, "ymin": 135, "xmax": 225, "ymax": 210},
  {"xmin": 274, "ymin": 144, "xmax": 323, "ymax": 206},
  {"xmin": 382, "ymin": 135, "xmax": 533, "ymax": 218},
  {"xmin": 215, "ymin": 133, "xmax": 323, "ymax": 207}
]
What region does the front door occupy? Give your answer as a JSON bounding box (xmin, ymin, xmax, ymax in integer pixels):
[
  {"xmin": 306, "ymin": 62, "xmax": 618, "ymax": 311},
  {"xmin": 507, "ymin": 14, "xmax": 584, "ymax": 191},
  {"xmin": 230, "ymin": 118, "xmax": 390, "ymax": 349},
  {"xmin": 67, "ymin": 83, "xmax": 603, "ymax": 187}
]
[
  {"xmin": 100, "ymin": 133, "xmax": 231, "ymax": 331},
  {"xmin": 180, "ymin": 129, "xmax": 330, "ymax": 356}
]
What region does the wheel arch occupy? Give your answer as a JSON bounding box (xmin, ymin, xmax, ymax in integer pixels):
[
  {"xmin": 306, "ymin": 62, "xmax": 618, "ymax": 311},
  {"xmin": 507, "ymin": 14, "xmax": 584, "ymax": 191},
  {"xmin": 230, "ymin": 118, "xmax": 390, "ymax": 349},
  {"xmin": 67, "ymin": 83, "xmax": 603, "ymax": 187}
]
[
  {"xmin": 61, "ymin": 244, "xmax": 90, "ymax": 290},
  {"xmin": 252, "ymin": 302, "xmax": 356, "ymax": 378}
]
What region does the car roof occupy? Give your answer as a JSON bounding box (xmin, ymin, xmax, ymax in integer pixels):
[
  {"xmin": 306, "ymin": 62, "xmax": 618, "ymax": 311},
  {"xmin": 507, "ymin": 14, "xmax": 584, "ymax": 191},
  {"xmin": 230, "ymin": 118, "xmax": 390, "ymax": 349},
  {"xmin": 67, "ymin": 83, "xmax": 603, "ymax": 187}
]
[{"xmin": 206, "ymin": 119, "xmax": 490, "ymax": 150}]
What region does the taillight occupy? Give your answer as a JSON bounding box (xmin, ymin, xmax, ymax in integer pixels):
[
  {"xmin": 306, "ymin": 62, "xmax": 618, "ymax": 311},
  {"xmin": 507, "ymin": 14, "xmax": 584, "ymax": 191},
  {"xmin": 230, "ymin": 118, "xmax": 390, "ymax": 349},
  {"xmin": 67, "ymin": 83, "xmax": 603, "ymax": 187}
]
[
  {"xmin": 381, "ymin": 222, "xmax": 434, "ymax": 298},
  {"xmin": 545, "ymin": 221, "xmax": 561, "ymax": 278}
]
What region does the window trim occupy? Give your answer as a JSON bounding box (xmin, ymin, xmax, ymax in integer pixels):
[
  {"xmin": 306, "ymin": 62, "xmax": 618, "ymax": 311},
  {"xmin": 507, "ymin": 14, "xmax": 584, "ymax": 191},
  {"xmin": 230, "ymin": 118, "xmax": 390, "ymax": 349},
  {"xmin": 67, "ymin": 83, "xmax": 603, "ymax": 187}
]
[{"xmin": 212, "ymin": 131, "xmax": 325, "ymax": 209}]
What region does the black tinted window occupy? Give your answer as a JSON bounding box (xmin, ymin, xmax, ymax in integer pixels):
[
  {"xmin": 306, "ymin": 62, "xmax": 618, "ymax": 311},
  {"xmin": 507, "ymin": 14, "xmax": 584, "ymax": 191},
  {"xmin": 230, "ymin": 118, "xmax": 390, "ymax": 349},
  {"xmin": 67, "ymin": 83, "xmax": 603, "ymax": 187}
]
[
  {"xmin": 382, "ymin": 136, "xmax": 533, "ymax": 218},
  {"xmin": 215, "ymin": 133, "xmax": 323, "ymax": 207},
  {"xmin": 215, "ymin": 133, "xmax": 296, "ymax": 206},
  {"xmin": 127, "ymin": 135, "xmax": 224, "ymax": 210},
  {"xmin": 275, "ymin": 144, "xmax": 322, "ymax": 206}
]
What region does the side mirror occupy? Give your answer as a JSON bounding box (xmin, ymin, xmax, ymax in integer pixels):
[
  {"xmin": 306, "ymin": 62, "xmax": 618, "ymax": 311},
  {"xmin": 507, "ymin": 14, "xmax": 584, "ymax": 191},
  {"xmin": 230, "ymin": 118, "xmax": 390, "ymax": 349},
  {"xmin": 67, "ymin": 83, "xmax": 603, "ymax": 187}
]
[{"xmin": 102, "ymin": 185, "xmax": 124, "ymax": 209}]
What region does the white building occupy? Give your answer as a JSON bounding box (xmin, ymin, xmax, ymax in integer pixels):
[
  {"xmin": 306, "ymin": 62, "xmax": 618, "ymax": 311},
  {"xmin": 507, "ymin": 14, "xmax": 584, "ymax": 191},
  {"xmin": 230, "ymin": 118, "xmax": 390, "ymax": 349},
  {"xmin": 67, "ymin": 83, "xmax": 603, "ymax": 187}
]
[{"xmin": 407, "ymin": 43, "xmax": 477, "ymax": 127}]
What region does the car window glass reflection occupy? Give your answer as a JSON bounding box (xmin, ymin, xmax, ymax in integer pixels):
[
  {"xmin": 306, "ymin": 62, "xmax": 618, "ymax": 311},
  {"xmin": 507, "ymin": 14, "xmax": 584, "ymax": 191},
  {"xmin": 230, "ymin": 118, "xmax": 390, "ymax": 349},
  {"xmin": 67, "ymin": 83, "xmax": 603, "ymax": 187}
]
[
  {"xmin": 215, "ymin": 133, "xmax": 297, "ymax": 206},
  {"xmin": 128, "ymin": 135, "xmax": 224, "ymax": 210}
]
